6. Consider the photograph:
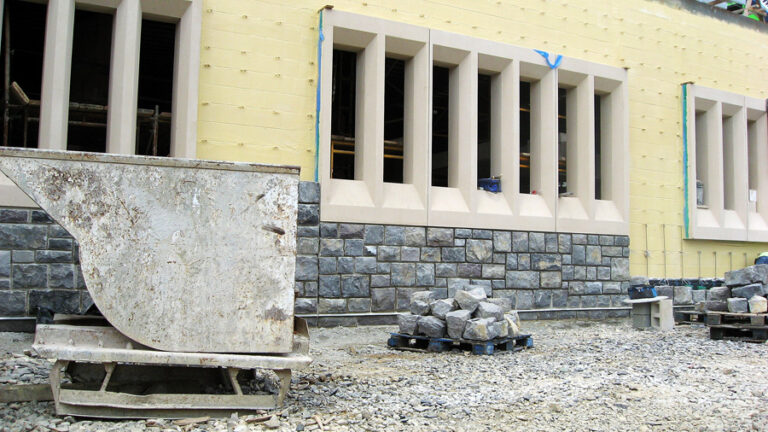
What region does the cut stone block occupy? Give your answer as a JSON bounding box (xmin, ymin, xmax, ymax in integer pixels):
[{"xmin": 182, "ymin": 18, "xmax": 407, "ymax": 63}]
[
  {"xmin": 445, "ymin": 309, "xmax": 472, "ymax": 339},
  {"xmin": 655, "ymin": 285, "xmax": 674, "ymax": 300},
  {"xmin": 475, "ymin": 302, "xmax": 504, "ymax": 322},
  {"xmin": 410, "ymin": 300, "xmax": 431, "ymax": 316},
  {"xmin": 398, "ymin": 313, "xmax": 419, "ymax": 335},
  {"xmin": 673, "ymin": 286, "xmax": 693, "ymax": 305},
  {"xmin": 454, "ymin": 289, "xmax": 485, "ymax": 313},
  {"xmin": 417, "ymin": 316, "xmax": 447, "ymax": 338},
  {"xmin": 731, "ymin": 283, "xmax": 763, "ymax": 300},
  {"xmin": 463, "ymin": 318, "xmax": 499, "ymax": 341},
  {"xmin": 727, "ymin": 297, "xmax": 749, "ymax": 313},
  {"xmin": 724, "ymin": 264, "xmax": 768, "ymax": 287},
  {"xmin": 411, "ymin": 290, "xmax": 436, "ymax": 303},
  {"xmin": 467, "ymin": 285, "xmax": 489, "ymax": 298},
  {"xmin": 486, "ymin": 297, "xmax": 513, "ymax": 313},
  {"xmin": 430, "ymin": 298, "xmax": 457, "ymax": 319},
  {"xmin": 698, "ymin": 300, "xmax": 728, "ymax": 312},
  {"xmin": 506, "ymin": 314, "xmax": 520, "ymax": 337},
  {"xmin": 748, "ymin": 295, "xmax": 767, "ymax": 314},
  {"xmin": 706, "ymin": 286, "xmax": 731, "ymax": 301}
]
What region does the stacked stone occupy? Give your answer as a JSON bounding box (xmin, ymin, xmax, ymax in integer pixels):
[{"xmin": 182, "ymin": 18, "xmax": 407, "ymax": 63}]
[
  {"xmin": 691, "ymin": 264, "xmax": 768, "ymax": 314},
  {"xmin": 0, "ymin": 208, "xmax": 91, "ymax": 316},
  {"xmin": 397, "ymin": 287, "xmax": 522, "ymax": 341},
  {"xmin": 293, "ymin": 181, "xmax": 631, "ymax": 325}
]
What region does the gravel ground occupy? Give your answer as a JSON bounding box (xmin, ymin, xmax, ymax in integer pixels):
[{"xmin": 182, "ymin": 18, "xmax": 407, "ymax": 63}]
[{"xmin": 1, "ymin": 319, "xmax": 768, "ymax": 432}]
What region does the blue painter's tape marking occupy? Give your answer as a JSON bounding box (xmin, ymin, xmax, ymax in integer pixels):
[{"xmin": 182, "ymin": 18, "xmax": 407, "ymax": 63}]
[
  {"xmin": 314, "ymin": 11, "xmax": 324, "ymax": 183},
  {"xmin": 534, "ymin": 49, "xmax": 563, "ymax": 69}
]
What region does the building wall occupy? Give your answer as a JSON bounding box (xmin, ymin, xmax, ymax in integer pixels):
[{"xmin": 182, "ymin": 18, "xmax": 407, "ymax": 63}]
[{"xmin": 195, "ymin": 0, "xmax": 768, "ymax": 280}]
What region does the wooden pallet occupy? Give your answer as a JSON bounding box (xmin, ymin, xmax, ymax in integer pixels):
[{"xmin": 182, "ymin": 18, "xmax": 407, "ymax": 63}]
[
  {"xmin": 709, "ymin": 324, "xmax": 768, "ymax": 343},
  {"xmin": 705, "ymin": 311, "xmax": 768, "ymax": 326},
  {"xmin": 675, "ymin": 310, "xmax": 707, "ymax": 324},
  {"xmin": 387, "ymin": 333, "xmax": 533, "ymax": 356}
]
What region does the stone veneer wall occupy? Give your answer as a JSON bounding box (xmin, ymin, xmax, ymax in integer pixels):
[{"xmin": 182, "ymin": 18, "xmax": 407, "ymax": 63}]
[
  {"xmin": 0, "ymin": 181, "xmax": 631, "ymax": 325},
  {"xmin": 0, "ymin": 208, "xmax": 91, "ymax": 316},
  {"xmin": 294, "ymin": 182, "xmax": 631, "ymax": 326}
]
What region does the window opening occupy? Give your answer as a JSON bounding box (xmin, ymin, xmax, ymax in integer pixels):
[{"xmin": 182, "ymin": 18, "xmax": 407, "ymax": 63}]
[
  {"xmin": 557, "ymin": 87, "xmax": 567, "ymax": 195},
  {"xmin": 519, "ymin": 80, "xmax": 531, "ymax": 194},
  {"xmin": 330, "ymin": 49, "xmax": 356, "ymax": 180},
  {"xmin": 1, "ymin": 0, "xmax": 46, "ymax": 149},
  {"xmin": 695, "ymin": 110, "xmax": 708, "ymax": 207},
  {"xmin": 722, "ymin": 113, "xmax": 735, "ymax": 210},
  {"xmin": 477, "ymin": 73, "xmax": 491, "ymax": 181},
  {"xmin": 748, "ymin": 119, "xmax": 758, "ymax": 207},
  {"xmin": 384, "ymin": 57, "xmax": 404, "ymax": 183},
  {"xmin": 136, "ymin": 19, "xmax": 175, "ymax": 157},
  {"xmin": 67, "ymin": 9, "xmax": 113, "ymax": 153},
  {"xmin": 594, "ymin": 94, "xmax": 602, "ymax": 200},
  {"xmin": 431, "ymin": 65, "xmax": 449, "ymax": 187}
]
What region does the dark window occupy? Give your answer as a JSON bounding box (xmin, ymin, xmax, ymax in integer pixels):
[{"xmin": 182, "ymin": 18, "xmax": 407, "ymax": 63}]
[
  {"xmin": 67, "ymin": 9, "xmax": 113, "ymax": 153},
  {"xmin": 477, "ymin": 73, "xmax": 491, "ymax": 181},
  {"xmin": 1, "ymin": 0, "xmax": 46, "ymax": 148},
  {"xmin": 431, "ymin": 65, "xmax": 449, "ymax": 187},
  {"xmin": 136, "ymin": 19, "xmax": 175, "ymax": 157},
  {"xmin": 384, "ymin": 57, "xmax": 404, "ymax": 183},
  {"xmin": 330, "ymin": 49, "xmax": 356, "ymax": 180},
  {"xmin": 594, "ymin": 94, "xmax": 602, "ymax": 200},
  {"xmin": 558, "ymin": 87, "xmax": 567, "ymax": 195},
  {"xmin": 519, "ymin": 81, "xmax": 531, "ymax": 194}
]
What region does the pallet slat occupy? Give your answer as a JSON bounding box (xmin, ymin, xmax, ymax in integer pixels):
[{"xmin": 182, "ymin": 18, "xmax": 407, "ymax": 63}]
[{"xmin": 387, "ymin": 333, "xmax": 533, "ymax": 356}]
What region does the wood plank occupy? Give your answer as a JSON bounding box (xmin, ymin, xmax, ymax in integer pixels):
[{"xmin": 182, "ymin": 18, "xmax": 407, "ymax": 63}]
[{"xmin": 59, "ymin": 389, "xmax": 277, "ymax": 410}]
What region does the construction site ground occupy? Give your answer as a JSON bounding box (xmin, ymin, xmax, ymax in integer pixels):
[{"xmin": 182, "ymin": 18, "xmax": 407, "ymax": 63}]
[{"xmin": 2, "ymin": 319, "xmax": 768, "ymax": 432}]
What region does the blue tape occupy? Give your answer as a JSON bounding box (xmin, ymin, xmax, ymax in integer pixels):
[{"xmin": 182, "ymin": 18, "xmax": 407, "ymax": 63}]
[
  {"xmin": 314, "ymin": 12, "xmax": 324, "ymax": 183},
  {"xmin": 534, "ymin": 49, "xmax": 563, "ymax": 69}
]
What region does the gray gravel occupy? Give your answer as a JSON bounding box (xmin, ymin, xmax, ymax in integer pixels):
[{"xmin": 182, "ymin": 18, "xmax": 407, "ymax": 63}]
[{"xmin": 2, "ymin": 320, "xmax": 768, "ymax": 431}]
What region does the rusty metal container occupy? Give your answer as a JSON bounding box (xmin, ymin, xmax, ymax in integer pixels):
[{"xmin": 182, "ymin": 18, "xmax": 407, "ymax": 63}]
[{"xmin": 0, "ymin": 148, "xmax": 300, "ymax": 354}]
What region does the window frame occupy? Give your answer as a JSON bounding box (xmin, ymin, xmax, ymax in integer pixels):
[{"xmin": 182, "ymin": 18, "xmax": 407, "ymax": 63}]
[
  {"xmin": 321, "ymin": 9, "xmax": 629, "ymax": 234},
  {"xmin": 0, "ymin": 0, "xmax": 201, "ymax": 207},
  {"xmin": 685, "ymin": 84, "xmax": 768, "ymax": 241}
]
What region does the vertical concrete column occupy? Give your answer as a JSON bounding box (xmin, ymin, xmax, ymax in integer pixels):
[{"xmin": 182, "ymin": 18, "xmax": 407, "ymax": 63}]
[
  {"xmin": 723, "ymin": 106, "xmax": 748, "ymax": 221},
  {"xmin": 355, "ymin": 34, "xmax": 385, "ymax": 201},
  {"xmin": 530, "ymin": 69, "xmax": 557, "ymax": 210},
  {"xmin": 448, "ymin": 51, "xmax": 477, "ymax": 202},
  {"xmin": 402, "ymin": 43, "xmax": 430, "ymax": 200},
  {"xmin": 107, "ymin": 0, "xmax": 142, "ymax": 155},
  {"xmin": 701, "ymin": 102, "xmax": 724, "ymax": 223},
  {"xmin": 566, "ymin": 75, "xmax": 594, "ymax": 213},
  {"xmin": 600, "ymin": 81, "xmax": 629, "ymax": 204},
  {"xmin": 170, "ymin": 0, "xmax": 201, "ymax": 158},
  {"xmin": 749, "ymin": 110, "xmax": 768, "ymax": 239},
  {"xmin": 39, "ymin": 0, "xmax": 75, "ymax": 151},
  {"xmin": 493, "ymin": 60, "xmax": 518, "ymax": 202}
]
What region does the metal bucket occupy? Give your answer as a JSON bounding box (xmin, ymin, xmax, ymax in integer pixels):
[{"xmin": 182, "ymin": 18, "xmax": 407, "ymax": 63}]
[{"xmin": 0, "ymin": 148, "xmax": 300, "ymax": 353}]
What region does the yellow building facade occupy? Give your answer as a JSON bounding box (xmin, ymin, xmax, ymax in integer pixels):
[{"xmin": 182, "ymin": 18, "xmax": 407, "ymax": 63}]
[{"xmin": 196, "ymin": 0, "xmax": 768, "ymax": 280}]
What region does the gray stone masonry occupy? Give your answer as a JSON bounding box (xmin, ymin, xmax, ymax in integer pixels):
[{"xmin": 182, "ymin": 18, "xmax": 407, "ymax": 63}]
[
  {"xmin": 1, "ymin": 207, "xmax": 91, "ymax": 316},
  {"xmin": 1, "ymin": 181, "xmax": 631, "ymax": 323},
  {"xmin": 293, "ymin": 182, "xmax": 631, "ymax": 323}
]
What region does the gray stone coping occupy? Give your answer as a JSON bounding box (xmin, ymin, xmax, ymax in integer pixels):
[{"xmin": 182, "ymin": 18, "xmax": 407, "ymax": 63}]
[{"xmin": 0, "ymin": 147, "xmax": 300, "ymax": 175}]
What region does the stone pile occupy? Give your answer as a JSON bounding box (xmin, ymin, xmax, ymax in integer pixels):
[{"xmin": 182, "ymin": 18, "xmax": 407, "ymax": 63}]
[
  {"xmin": 397, "ymin": 287, "xmax": 522, "ymax": 341},
  {"xmin": 693, "ymin": 264, "xmax": 768, "ymax": 314}
]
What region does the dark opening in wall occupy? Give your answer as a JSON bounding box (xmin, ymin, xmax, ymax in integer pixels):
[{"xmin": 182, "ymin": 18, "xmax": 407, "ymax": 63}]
[
  {"xmin": 330, "ymin": 49, "xmax": 356, "ymax": 180},
  {"xmin": 0, "ymin": 0, "xmax": 46, "ymax": 149},
  {"xmin": 594, "ymin": 94, "xmax": 602, "ymax": 200},
  {"xmin": 558, "ymin": 87, "xmax": 567, "ymax": 195},
  {"xmin": 384, "ymin": 57, "xmax": 404, "ymax": 183},
  {"xmin": 136, "ymin": 19, "xmax": 175, "ymax": 157},
  {"xmin": 477, "ymin": 73, "xmax": 491, "ymax": 181},
  {"xmin": 67, "ymin": 8, "xmax": 112, "ymax": 153},
  {"xmin": 519, "ymin": 80, "xmax": 531, "ymax": 194},
  {"xmin": 431, "ymin": 65, "xmax": 449, "ymax": 187}
]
